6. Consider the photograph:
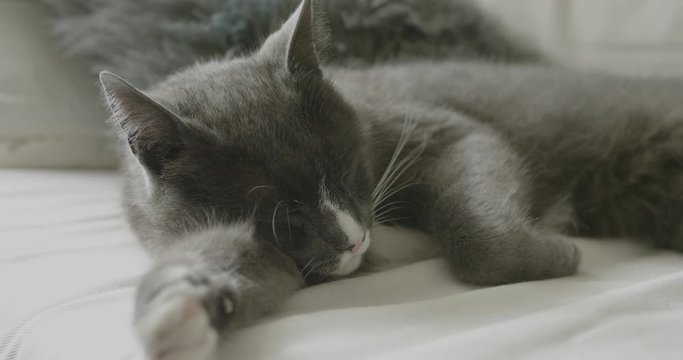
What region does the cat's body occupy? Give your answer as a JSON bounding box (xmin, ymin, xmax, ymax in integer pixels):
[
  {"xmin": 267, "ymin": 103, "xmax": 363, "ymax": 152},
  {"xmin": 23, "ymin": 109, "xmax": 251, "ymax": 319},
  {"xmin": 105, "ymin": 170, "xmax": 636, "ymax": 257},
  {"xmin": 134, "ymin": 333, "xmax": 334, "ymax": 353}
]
[
  {"xmin": 335, "ymin": 62, "xmax": 683, "ymax": 245},
  {"xmin": 99, "ymin": 2, "xmax": 683, "ymax": 359}
]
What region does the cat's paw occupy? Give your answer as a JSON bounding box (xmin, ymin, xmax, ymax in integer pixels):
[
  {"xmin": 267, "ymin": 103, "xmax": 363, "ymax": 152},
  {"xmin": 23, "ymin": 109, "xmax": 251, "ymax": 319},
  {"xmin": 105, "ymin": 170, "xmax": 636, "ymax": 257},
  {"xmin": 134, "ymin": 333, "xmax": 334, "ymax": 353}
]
[
  {"xmin": 135, "ymin": 259, "xmax": 237, "ymax": 360},
  {"xmin": 136, "ymin": 287, "xmax": 219, "ymax": 360}
]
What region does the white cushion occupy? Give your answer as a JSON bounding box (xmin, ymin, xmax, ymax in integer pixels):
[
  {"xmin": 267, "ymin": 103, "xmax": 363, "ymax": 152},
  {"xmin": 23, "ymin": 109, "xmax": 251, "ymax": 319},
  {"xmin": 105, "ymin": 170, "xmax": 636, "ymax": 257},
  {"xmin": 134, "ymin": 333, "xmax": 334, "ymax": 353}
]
[
  {"xmin": 0, "ymin": 0, "xmax": 116, "ymax": 168},
  {"xmin": 475, "ymin": 0, "xmax": 683, "ymax": 77}
]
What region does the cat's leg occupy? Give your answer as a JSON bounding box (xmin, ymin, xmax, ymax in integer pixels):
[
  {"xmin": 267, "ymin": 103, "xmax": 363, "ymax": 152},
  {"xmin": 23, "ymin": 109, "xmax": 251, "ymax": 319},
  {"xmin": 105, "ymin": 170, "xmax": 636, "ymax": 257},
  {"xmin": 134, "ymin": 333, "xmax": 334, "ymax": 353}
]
[
  {"xmin": 420, "ymin": 131, "xmax": 580, "ymax": 285},
  {"xmin": 134, "ymin": 225, "xmax": 303, "ymax": 360}
]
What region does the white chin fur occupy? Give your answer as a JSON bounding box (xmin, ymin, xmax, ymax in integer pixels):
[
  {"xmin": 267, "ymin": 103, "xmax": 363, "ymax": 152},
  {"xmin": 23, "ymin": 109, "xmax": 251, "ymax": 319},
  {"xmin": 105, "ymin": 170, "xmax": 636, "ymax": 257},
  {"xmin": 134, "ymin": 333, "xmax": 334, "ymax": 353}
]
[{"xmin": 330, "ymin": 232, "xmax": 371, "ymax": 276}]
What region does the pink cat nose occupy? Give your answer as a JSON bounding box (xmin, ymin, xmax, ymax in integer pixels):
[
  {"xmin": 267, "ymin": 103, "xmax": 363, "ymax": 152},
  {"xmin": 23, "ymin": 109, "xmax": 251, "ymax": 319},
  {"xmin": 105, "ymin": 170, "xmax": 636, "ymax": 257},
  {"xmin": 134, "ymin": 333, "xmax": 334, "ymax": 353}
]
[{"xmin": 350, "ymin": 233, "xmax": 366, "ymax": 253}]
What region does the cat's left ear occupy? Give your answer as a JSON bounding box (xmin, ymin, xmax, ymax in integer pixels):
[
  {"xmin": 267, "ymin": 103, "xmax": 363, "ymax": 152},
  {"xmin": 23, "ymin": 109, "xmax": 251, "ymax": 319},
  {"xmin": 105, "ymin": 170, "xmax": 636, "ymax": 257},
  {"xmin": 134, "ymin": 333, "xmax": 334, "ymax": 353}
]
[
  {"xmin": 259, "ymin": 0, "xmax": 321, "ymax": 76},
  {"xmin": 99, "ymin": 72, "xmax": 187, "ymax": 177}
]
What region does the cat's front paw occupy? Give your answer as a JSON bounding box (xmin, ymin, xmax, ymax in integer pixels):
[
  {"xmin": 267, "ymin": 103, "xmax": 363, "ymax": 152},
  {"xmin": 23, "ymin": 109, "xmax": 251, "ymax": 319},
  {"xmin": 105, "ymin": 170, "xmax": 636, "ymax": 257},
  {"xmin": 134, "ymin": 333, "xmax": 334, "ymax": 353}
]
[
  {"xmin": 135, "ymin": 258, "xmax": 237, "ymax": 360},
  {"xmin": 137, "ymin": 288, "xmax": 218, "ymax": 360}
]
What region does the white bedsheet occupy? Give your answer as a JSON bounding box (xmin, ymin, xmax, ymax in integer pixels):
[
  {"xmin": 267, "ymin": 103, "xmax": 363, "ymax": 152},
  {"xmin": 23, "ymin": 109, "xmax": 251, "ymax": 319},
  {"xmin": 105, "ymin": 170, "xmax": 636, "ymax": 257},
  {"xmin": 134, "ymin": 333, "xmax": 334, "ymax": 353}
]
[{"xmin": 1, "ymin": 169, "xmax": 682, "ymax": 360}]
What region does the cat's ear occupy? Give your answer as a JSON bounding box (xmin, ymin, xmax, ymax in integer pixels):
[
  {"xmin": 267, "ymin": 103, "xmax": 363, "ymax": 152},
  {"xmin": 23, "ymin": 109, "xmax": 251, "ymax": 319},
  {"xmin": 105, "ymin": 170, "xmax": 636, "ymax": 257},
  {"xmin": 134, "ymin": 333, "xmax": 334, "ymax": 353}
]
[
  {"xmin": 259, "ymin": 0, "xmax": 321, "ymax": 76},
  {"xmin": 99, "ymin": 71, "xmax": 186, "ymax": 177},
  {"xmin": 285, "ymin": 0, "xmax": 320, "ymax": 75}
]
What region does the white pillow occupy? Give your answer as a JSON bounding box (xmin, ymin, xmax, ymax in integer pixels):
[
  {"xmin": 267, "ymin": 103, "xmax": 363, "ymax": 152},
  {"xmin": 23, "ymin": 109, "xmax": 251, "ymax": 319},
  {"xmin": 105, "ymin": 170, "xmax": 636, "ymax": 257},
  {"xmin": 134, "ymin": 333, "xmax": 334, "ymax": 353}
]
[
  {"xmin": 0, "ymin": 0, "xmax": 116, "ymax": 168},
  {"xmin": 474, "ymin": 0, "xmax": 683, "ymax": 77}
]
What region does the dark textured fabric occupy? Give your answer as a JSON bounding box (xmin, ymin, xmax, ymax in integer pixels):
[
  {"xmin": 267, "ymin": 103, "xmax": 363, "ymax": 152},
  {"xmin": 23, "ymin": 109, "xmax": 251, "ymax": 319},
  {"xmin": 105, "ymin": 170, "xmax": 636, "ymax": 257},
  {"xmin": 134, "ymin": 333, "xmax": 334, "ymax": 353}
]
[{"xmin": 40, "ymin": 0, "xmax": 539, "ymax": 87}]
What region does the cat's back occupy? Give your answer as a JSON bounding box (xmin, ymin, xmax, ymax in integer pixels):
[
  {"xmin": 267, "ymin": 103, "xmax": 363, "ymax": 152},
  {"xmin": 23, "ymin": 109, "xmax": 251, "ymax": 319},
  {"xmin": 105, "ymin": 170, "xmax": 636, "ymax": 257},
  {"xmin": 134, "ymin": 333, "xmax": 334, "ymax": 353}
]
[
  {"xmin": 331, "ymin": 62, "xmax": 683, "ymax": 241},
  {"xmin": 329, "ymin": 61, "xmax": 683, "ymax": 165},
  {"xmin": 328, "ymin": 61, "xmax": 683, "ymax": 129},
  {"xmin": 331, "ymin": 61, "xmax": 683, "ymax": 198}
]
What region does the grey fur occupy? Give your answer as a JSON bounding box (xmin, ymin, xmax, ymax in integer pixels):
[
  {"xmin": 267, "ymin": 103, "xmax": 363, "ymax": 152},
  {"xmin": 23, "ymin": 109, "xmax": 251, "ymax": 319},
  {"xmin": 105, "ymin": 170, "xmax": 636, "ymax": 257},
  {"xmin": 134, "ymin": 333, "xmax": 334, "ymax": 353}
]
[
  {"xmin": 42, "ymin": 0, "xmax": 538, "ymax": 87},
  {"xmin": 100, "ymin": 1, "xmax": 682, "ymax": 357},
  {"xmin": 330, "ymin": 62, "xmax": 683, "ymax": 283},
  {"xmin": 135, "ymin": 224, "xmax": 303, "ymax": 331}
]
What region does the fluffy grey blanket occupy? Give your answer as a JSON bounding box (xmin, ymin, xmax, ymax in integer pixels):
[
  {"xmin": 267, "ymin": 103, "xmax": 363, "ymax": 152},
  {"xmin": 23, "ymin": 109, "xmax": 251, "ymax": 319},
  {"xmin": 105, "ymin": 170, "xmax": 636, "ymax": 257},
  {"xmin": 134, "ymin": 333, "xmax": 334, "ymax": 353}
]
[{"xmin": 40, "ymin": 0, "xmax": 537, "ymax": 87}]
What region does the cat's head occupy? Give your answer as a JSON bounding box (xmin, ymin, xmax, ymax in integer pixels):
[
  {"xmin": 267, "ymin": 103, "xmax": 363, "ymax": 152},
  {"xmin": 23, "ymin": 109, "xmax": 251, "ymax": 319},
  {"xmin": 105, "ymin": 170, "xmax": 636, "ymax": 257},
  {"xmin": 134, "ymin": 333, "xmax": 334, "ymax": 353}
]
[{"xmin": 100, "ymin": 0, "xmax": 374, "ymax": 277}]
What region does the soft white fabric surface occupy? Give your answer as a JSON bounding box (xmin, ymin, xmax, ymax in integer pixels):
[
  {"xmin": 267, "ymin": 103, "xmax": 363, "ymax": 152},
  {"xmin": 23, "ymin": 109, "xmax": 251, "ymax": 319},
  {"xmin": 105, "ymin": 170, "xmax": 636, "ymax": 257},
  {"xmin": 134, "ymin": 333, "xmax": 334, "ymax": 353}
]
[{"xmin": 1, "ymin": 169, "xmax": 682, "ymax": 360}]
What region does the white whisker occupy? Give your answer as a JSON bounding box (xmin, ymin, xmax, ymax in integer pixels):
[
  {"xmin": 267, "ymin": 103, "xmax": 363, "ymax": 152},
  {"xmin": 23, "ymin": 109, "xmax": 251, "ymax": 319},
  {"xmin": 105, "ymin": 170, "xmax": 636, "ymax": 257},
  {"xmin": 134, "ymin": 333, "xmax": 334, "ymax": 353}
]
[
  {"xmin": 271, "ymin": 200, "xmax": 285, "ymax": 247},
  {"xmin": 372, "ymin": 134, "xmax": 425, "ymax": 207},
  {"xmin": 247, "ymin": 185, "xmax": 275, "ymax": 196},
  {"xmin": 372, "ymin": 216, "xmax": 412, "ymax": 226},
  {"xmin": 375, "ymin": 181, "xmax": 420, "ymax": 210},
  {"xmin": 285, "ymin": 204, "xmax": 292, "ymax": 238},
  {"xmin": 300, "ymin": 258, "xmax": 314, "ymax": 274},
  {"xmin": 303, "ymin": 264, "xmax": 318, "ymax": 280},
  {"xmin": 371, "ymin": 200, "xmax": 411, "ymax": 217},
  {"xmin": 373, "ymin": 208, "xmax": 405, "ymax": 223},
  {"xmin": 369, "ymin": 119, "xmax": 427, "ymax": 230},
  {"xmin": 373, "ymin": 142, "xmax": 425, "ymax": 206},
  {"xmin": 371, "ymin": 120, "xmax": 415, "ymax": 201}
]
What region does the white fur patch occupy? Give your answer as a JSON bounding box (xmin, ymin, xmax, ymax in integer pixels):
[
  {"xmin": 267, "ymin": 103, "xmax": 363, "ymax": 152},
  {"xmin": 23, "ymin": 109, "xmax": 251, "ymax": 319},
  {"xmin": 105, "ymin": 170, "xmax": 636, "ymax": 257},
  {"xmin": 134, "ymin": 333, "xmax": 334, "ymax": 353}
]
[
  {"xmin": 140, "ymin": 166, "xmax": 154, "ymax": 194},
  {"xmin": 331, "ymin": 235, "xmax": 371, "ymax": 276},
  {"xmin": 325, "ymin": 199, "xmax": 366, "ymax": 247},
  {"xmin": 320, "ymin": 188, "xmax": 371, "ymax": 275}
]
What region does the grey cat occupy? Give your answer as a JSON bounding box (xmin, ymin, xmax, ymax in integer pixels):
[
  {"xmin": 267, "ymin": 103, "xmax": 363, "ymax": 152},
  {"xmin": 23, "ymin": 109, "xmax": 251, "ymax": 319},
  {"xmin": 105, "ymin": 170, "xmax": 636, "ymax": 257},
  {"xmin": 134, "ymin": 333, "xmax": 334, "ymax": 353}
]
[{"xmin": 99, "ymin": 1, "xmax": 683, "ymax": 359}]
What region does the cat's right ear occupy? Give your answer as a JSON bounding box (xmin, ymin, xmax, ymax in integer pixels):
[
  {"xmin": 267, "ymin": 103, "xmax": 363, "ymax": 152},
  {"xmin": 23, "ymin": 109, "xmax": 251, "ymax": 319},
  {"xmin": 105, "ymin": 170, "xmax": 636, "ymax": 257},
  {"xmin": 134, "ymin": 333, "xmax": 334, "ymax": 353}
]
[
  {"xmin": 99, "ymin": 71, "xmax": 186, "ymax": 177},
  {"xmin": 258, "ymin": 0, "xmax": 322, "ymax": 77}
]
